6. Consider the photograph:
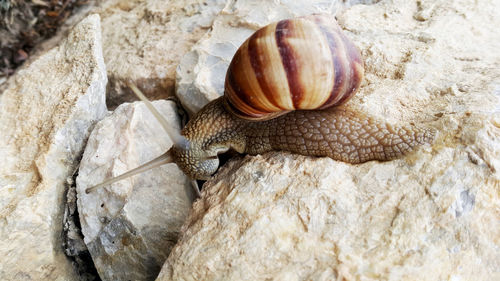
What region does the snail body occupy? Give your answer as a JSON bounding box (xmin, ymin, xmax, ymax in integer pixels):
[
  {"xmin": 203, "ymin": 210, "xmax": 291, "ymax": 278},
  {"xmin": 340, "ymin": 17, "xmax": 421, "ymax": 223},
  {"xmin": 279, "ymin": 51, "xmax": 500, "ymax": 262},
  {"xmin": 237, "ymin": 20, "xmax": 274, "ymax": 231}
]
[
  {"xmin": 86, "ymin": 14, "xmax": 435, "ymax": 193},
  {"xmin": 172, "ymin": 97, "xmax": 434, "ymax": 180}
]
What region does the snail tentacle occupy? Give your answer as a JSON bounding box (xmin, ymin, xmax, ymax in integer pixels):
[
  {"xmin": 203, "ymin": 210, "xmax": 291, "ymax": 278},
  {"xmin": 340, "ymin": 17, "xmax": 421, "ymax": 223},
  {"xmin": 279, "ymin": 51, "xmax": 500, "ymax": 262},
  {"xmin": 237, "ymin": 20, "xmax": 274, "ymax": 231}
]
[
  {"xmin": 128, "ymin": 82, "xmax": 189, "ymax": 147},
  {"xmin": 85, "ymin": 151, "xmax": 173, "ymax": 193}
]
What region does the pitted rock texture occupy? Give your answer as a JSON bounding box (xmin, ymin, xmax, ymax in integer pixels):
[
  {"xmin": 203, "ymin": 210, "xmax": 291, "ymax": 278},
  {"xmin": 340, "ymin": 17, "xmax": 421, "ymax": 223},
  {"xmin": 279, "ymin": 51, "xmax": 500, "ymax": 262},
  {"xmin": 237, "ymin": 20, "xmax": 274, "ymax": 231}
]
[
  {"xmin": 0, "ymin": 14, "xmax": 107, "ymax": 280},
  {"xmin": 77, "ymin": 100, "xmax": 196, "ymax": 281},
  {"xmin": 159, "ymin": 149, "xmax": 498, "ymax": 280}
]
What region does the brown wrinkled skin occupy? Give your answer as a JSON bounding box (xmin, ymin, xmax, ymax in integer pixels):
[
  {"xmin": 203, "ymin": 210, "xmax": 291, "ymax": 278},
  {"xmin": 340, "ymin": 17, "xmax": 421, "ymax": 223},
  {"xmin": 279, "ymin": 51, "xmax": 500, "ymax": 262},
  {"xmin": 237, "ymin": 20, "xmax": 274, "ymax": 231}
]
[{"xmin": 173, "ymin": 97, "xmax": 435, "ymax": 179}]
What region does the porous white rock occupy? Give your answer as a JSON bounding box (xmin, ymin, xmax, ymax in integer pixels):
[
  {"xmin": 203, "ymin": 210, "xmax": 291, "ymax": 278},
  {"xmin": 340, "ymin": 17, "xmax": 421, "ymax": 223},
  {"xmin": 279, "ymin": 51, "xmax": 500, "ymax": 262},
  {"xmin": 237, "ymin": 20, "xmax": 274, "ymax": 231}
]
[
  {"xmin": 160, "ymin": 148, "xmax": 499, "ymax": 280},
  {"xmin": 0, "ymin": 14, "xmax": 107, "ymax": 280},
  {"xmin": 77, "ymin": 100, "xmax": 196, "ymax": 281},
  {"xmin": 157, "ymin": 0, "xmax": 500, "ymax": 280}
]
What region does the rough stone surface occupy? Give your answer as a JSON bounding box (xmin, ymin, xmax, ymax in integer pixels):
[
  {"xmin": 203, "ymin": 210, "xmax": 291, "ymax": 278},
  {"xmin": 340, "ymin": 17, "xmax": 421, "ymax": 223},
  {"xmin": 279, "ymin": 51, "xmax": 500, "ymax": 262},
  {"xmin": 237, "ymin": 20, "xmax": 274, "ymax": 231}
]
[
  {"xmin": 77, "ymin": 100, "xmax": 196, "ymax": 281},
  {"xmin": 0, "ymin": 14, "xmax": 107, "ymax": 281},
  {"xmin": 157, "ymin": 0, "xmax": 500, "ymax": 280},
  {"xmin": 93, "ymin": 0, "xmax": 227, "ymax": 108},
  {"xmin": 159, "ymin": 149, "xmax": 499, "ymax": 280}
]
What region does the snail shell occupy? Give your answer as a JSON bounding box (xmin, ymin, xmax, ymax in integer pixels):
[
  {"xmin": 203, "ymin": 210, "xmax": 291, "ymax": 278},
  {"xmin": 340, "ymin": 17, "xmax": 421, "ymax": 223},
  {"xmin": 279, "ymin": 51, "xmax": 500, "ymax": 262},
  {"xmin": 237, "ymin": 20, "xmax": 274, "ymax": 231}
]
[{"xmin": 224, "ymin": 14, "xmax": 365, "ymax": 120}]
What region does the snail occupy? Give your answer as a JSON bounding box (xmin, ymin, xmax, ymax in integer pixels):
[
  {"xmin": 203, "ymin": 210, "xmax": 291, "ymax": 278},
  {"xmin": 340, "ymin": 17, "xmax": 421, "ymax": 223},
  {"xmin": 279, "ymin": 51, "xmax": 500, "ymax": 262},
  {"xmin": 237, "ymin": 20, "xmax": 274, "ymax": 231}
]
[{"xmin": 85, "ymin": 14, "xmax": 435, "ymax": 194}]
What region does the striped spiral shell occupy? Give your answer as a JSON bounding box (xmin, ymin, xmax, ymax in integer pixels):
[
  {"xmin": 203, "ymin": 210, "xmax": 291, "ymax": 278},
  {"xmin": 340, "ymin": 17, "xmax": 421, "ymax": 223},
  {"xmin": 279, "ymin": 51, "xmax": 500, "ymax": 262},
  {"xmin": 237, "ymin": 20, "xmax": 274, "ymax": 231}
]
[{"xmin": 224, "ymin": 14, "xmax": 364, "ymax": 120}]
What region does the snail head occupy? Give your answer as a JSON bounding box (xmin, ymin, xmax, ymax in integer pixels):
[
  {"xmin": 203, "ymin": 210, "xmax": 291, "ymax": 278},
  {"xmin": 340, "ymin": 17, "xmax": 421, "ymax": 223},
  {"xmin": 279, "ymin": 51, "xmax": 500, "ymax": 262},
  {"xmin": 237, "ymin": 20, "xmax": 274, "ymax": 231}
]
[{"xmin": 170, "ymin": 141, "xmax": 220, "ymax": 181}]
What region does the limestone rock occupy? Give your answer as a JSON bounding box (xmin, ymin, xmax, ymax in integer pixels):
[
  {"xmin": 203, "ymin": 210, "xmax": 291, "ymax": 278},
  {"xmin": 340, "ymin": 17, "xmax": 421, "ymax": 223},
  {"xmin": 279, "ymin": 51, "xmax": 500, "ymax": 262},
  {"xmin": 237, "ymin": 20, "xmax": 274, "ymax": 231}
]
[
  {"xmin": 157, "ymin": 0, "xmax": 500, "ymax": 280},
  {"xmin": 0, "ymin": 14, "xmax": 107, "ymax": 280},
  {"xmin": 76, "ymin": 100, "xmax": 196, "ymax": 281},
  {"xmin": 159, "ymin": 148, "xmax": 499, "ymax": 280},
  {"xmin": 92, "ymin": 0, "xmax": 227, "ymax": 108}
]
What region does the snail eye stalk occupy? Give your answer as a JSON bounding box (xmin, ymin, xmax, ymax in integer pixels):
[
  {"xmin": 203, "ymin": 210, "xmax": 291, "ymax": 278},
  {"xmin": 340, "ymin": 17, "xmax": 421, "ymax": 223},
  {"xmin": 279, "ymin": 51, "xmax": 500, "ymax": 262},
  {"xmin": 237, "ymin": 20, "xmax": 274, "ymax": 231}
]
[
  {"xmin": 85, "ymin": 151, "xmax": 173, "ymax": 194},
  {"xmin": 127, "ymin": 83, "xmax": 188, "ymax": 147}
]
